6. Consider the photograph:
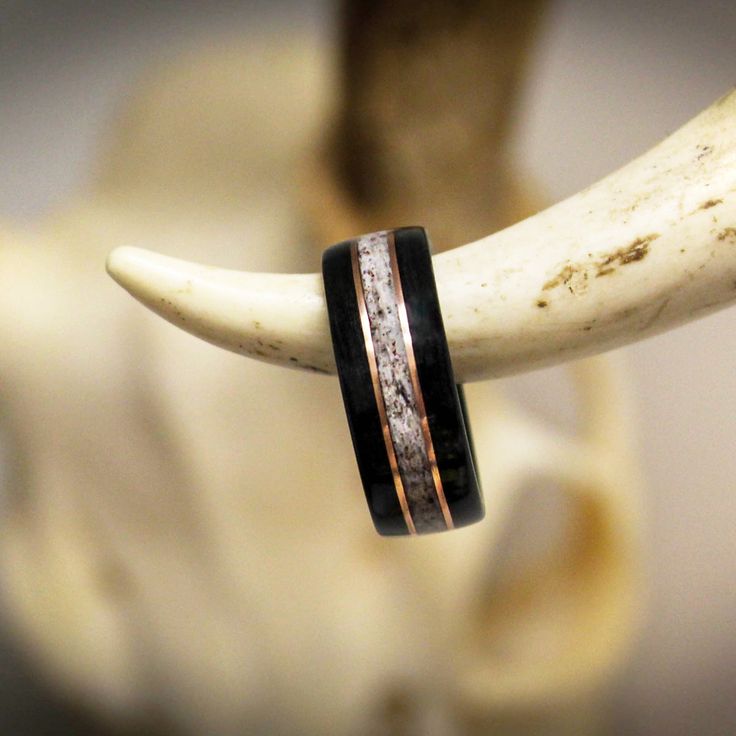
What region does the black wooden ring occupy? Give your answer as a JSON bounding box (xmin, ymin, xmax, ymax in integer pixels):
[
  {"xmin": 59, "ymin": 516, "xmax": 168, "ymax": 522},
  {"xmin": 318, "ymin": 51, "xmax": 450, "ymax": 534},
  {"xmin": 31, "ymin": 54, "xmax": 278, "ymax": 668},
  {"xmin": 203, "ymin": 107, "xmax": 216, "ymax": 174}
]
[{"xmin": 322, "ymin": 226, "xmax": 484, "ymax": 536}]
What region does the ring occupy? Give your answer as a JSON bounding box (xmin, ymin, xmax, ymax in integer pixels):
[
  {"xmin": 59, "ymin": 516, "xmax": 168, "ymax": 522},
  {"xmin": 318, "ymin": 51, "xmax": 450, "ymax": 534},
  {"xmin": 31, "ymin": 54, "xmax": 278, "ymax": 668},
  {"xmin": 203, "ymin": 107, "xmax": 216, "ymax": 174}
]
[{"xmin": 322, "ymin": 227, "xmax": 484, "ymax": 535}]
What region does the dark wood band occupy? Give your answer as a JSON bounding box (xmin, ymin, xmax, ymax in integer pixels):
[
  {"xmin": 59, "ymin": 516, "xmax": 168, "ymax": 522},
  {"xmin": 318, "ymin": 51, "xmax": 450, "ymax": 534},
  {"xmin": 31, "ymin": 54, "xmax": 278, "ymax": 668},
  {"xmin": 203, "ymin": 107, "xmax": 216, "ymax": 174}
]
[{"xmin": 322, "ymin": 227, "xmax": 483, "ymax": 535}]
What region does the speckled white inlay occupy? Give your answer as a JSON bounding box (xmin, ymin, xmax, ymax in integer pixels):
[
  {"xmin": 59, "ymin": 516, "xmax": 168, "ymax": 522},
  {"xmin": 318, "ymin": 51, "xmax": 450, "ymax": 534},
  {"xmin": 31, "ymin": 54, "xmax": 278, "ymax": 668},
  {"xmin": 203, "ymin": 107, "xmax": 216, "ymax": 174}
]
[{"xmin": 357, "ymin": 232, "xmax": 444, "ymax": 533}]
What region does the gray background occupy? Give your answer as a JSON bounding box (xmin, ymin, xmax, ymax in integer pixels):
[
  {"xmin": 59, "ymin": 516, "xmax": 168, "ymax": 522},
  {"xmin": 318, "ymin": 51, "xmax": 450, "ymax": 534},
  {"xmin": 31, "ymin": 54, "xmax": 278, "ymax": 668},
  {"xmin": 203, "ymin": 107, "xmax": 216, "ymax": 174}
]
[{"xmin": 1, "ymin": 0, "xmax": 735, "ymax": 733}]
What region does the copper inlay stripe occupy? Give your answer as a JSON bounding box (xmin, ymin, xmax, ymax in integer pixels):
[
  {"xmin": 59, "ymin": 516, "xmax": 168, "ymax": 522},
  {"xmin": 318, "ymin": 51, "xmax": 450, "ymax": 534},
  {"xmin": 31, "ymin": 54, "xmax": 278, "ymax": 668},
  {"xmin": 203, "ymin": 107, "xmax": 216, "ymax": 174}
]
[
  {"xmin": 387, "ymin": 234, "xmax": 454, "ymax": 530},
  {"xmin": 351, "ymin": 244, "xmax": 417, "ymax": 536}
]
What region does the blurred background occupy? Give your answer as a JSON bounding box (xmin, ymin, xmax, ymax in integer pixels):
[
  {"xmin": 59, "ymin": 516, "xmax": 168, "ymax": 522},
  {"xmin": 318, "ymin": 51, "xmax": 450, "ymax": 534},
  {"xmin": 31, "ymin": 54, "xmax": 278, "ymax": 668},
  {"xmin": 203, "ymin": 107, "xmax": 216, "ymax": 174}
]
[{"xmin": 1, "ymin": 0, "xmax": 735, "ymax": 734}]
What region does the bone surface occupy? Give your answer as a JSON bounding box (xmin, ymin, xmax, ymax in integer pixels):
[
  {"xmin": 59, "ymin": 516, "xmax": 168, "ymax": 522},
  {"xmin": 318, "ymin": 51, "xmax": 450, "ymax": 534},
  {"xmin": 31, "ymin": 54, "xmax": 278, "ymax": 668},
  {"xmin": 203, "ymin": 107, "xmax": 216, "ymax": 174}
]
[
  {"xmin": 0, "ymin": 22, "xmax": 645, "ymax": 735},
  {"xmin": 107, "ymin": 90, "xmax": 736, "ymax": 382}
]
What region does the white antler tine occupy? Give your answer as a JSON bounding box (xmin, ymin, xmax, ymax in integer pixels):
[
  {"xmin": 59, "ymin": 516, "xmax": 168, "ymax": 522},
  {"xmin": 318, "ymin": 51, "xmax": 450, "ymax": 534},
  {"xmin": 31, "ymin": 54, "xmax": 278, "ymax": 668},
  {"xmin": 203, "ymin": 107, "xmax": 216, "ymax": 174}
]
[
  {"xmin": 106, "ymin": 246, "xmax": 335, "ymax": 374},
  {"xmin": 107, "ymin": 90, "xmax": 736, "ymax": 382}
]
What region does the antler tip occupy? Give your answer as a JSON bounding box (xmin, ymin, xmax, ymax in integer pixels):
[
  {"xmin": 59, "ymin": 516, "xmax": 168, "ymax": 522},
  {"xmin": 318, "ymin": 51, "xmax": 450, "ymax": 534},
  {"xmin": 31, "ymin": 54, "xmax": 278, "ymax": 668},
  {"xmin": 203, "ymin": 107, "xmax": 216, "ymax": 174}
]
[{"xmin": 106, "ymin": 246, "xmax": 157, "ymax": 293}]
